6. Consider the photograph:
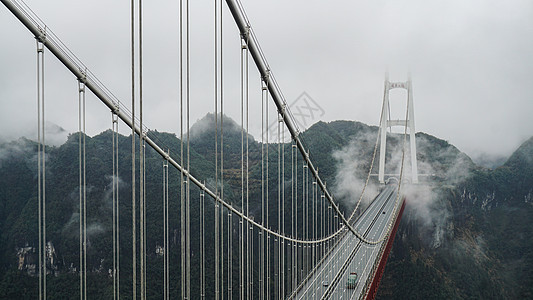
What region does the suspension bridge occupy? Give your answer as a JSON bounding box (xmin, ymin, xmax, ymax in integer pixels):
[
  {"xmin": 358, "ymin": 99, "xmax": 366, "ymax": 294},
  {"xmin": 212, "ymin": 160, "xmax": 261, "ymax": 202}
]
[{"xmin": 1, "ymin": 0, "xmax": 414, "ymax": 299}]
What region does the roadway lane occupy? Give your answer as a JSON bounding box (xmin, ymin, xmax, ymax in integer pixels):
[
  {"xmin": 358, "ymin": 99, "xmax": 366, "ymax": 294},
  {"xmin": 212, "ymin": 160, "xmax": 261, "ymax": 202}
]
[
  {"xmin": 294, "ymin": 185, "xmax": 398, "ymax": 299},
  {"xmin": 333, "ymin": 188, "xmax": 399, "ymax": 300}
]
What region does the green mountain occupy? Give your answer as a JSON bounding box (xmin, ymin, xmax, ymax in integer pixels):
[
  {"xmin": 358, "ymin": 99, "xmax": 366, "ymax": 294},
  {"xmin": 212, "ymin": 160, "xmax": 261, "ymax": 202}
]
[
  {"xmin": 378, "ymin": 136, "xmax": 533, "ymax": 299},
  {"xmin": 0, "ymin": 116, "xmax": 531, "ymax": 299}
]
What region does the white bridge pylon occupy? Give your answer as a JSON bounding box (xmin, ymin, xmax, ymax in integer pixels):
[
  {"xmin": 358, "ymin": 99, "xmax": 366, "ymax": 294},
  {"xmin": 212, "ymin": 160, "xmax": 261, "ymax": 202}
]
[{"xmin": 378, "ymin": 74, "xmax": 419, "ymax": 184}]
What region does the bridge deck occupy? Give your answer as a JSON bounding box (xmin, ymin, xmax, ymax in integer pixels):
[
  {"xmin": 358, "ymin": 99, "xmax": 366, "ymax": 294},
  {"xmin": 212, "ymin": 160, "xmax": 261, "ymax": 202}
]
[{"xmin": 295, "ymin": 185, "xmax": 400, "ymax": 299}]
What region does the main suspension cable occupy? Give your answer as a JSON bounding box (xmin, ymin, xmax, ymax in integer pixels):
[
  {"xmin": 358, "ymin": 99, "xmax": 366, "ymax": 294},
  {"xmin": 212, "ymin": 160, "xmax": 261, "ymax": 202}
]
[
  {"xmin": 18, "ymin": 0, "xmax": 377, "ymax": 249},
  {"xmin": 9, "ymin": 0, "xmax": 400, "ymax": 262}
]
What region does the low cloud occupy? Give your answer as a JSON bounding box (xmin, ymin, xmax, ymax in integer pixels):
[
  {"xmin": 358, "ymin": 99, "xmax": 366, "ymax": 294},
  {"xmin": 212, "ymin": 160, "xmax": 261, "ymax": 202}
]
[
  {"xmin": 332, "ymin": 130, "xmax": 474, "ymax": 248},
  {"xmin": 0, "ymin": 138, "xmax": 33, "ymax": 168},
  {"xmin": 332, "ymin": 131, "xmax": 380, "ymax": 216},
  {"xmin": 62, "ymin": 175, "xmax": 123, "ymax": 238},
  {"xmin": 0, "ymin": 121, "xmax": 68, "ymax": 147}
]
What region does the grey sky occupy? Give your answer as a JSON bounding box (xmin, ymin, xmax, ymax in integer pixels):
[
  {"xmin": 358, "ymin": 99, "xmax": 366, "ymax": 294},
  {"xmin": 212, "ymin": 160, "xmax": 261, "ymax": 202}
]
[{"xmin": 1, "ymin": 0, "xmax": 532, "ymax": 162}]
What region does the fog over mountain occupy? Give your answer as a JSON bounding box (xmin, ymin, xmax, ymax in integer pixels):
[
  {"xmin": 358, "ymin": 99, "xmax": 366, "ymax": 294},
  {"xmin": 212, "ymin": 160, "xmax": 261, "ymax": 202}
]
[{"xmin": 0, "ymin": 116, "xmax": 532, "ymax": 298}]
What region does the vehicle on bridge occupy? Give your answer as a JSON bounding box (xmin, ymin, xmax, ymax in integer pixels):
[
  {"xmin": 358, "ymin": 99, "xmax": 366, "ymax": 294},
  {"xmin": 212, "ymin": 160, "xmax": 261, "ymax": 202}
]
[{"xmin": 346, "ymin": 272, "xmax": 358, "ymax": 289}]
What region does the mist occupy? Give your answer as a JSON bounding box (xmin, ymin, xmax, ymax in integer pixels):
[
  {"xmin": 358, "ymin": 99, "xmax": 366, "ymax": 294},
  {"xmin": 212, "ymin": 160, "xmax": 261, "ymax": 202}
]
[
  {"xmin": 0, "ymin": 121, "xmax": 68, "ymax": 147},
  {"xmin": 331, "ymin": 130, "xmax": 381, "ymax": 215},
  {"xmin": 331, "ymin": 129, "xmax": 479, "ymax": 248}
]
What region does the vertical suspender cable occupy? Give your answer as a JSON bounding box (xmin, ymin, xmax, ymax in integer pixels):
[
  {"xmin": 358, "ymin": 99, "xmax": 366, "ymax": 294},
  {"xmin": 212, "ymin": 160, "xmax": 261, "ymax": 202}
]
[
  {"xmin": 313, "ymin": 180, "xmax": 316, "ymax": 267},
  {"xmin": 36, "ymin": 40, "xmax": 42, "ymax": 300},
  {"xmin": 130, "ymin": 0, "xmax": 136, "ymax": 296},
  {"xmin": 77, "ymin": 79, "xmax": 84, "ymax": 300},
  {"xmin": 36, "ymin": 38, "xmax": 46, "ymax": 300},
  {"xmin": 239, "ymin": 38, "xmax": 244, "ymax": 300},
  {"xmin": 305, "ymin": 161, "xmax": 309, "ymax": 276},
  {"xmin": 43, "ymin": 44, "xmax": 47, "ymax": 300},
  {"xmin": 321, "ymin": 192, "xmax": 325, "ymax": 263},
  {"xmin": 227, "ymin": 22, "xmax": 236, "ymax": 294},
  {"xmin": 82, "ymin": 80, "xmax": 87, "ymax": 300},
  {"xmin": 111, "ymin": 112, "xmax": 117, "ymax": 300},
  {"xmin": 226, "ymin": 27, "xmax": 233, "ymax": 290},
  {"xmin": 42, "ymin": 42, "xmax": 47, "ymax": 300},
  {"xmin": 214, "ymin": 0, "xmax": 219, "ymax": 298},
  {"xmin": 281, "ymin": 119, "xmax": 285, "ymax": 298},
  {"xmin": 328, "ymin": 203, "xmax": 331, "ymax": 263},
  {"xmin": 219, "ymin": 0, "xmax": 225, "ymax": 295},
  {"xmin": 304, "ymin": 163, "xmax": 308, "ymax": 277},
  {"xmin": 276, "ymin": 112, "xmax": 283, "ymax": 299},
  {"xmin": 293, "ymin": 144, "xmax": 297, "ymax": 289},
  {"xmin": 311, "ymin": 178, "xmax": 314, "ymax": 274},
  {"xmin": 162, "ymin": 159, "xmax": 166, "ymax": 299},
  {"xmin": 77, "ymin": 78, "xmax": 87, "ymax": 300},
  {"xmin": 260, "ymin": 81, "xmax": 266, "ymax": 300},
  {"xmin": 314, "ymin": 180, "xmax": 318, "ymax": 265},
  {"xmin": 313, "ymin": 181, "xmax": 319, "ymax": 266},
  {"xmin": 112, "ymin": 113, "xmax": 116, "ymax": 300},
  {"xmin": 301, "ymin": 162, "xmax": 305, "ymax": 279},
  {"xmin": 185, "ymin": 1, "xmax": 191, "ymax": 298},
  {"xmin": 245, "ymin": 38, "xmax": 251, "ymax": 300},
  {"xmin": 239, "ymin": 35, "xmax": 246, "ymax": 300},
  {"xmin": 180, "ymin": 0, "xmax": 184, "ymax": 297},
  {"xmin": 309, "ymin": 161, "xmax": 313, "ymax": 272},
  {"xmin": 166, "ymin": 155, "xmax": 170, "ymax": 300},
  {"xmin": 117, "ymin": 119, "xmax": 120, "ymax": 300},
  {"xmin": 300, "ymin": 161, "xmax": 303, "ymax": 282},
  {"xmin": 179, "ymin": 0, "xmax": 190, "ymax": 298},
  {"xmin": 112, "ymin": 112, "xmax": 120, "ymax": 300},
  {"xmin": 276, "ymin": 114, "xmax": 280, "ymax": 299},
  {"xmin": 263, "ymin": 79, "xmax": 271, "ymax": 299},
  {"xmin": 200, "ymin": 183, "xmax": 205, "ymax": 299},
  {"xmin": 142, "ymin": 142, "xmax": 147, "ymax": 298},
  {"xmin": 290, "ymin": 143, "xmax": 295, "ymax": 292},
  {"xmin": 287, "ymin": 144, "xmax": 291, "ymax": 294},
  {"xmin": 307, "ymin": 161, "xmax": 310, "ymax": 279},
  {"xmin": 162, "ymin": 157, "xmax": 168, "ymax": 300},
  {"xmin": 243, "ymin": 31, "xmax": 251, "ymax": 300},
  {"xmin": 138, "ymin": 0, "xmax": 145, "ymax": 297}
]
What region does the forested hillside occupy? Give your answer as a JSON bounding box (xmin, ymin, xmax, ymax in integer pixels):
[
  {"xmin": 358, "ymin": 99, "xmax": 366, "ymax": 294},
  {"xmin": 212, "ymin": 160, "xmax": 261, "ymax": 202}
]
[
  {"xmin": 0, "ymin": 115, "xmax": 531, "ymax": 299},
  {"xmin": 377, "ymin": 136, "xmax": 533, "ymax": 299}
]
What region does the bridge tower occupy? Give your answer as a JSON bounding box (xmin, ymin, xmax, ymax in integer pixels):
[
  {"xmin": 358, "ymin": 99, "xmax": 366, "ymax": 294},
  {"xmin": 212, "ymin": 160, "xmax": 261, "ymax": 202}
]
[{"xmin": 378, "ymin": 74, "xmax": 418, "ymax": 184}]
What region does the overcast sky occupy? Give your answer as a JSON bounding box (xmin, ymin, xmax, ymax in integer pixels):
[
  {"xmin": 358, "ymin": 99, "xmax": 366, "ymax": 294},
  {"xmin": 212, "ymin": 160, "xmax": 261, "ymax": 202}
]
[{"xmin": 1, "ymin": 0, "xmax": 532, "ymax": 162}]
